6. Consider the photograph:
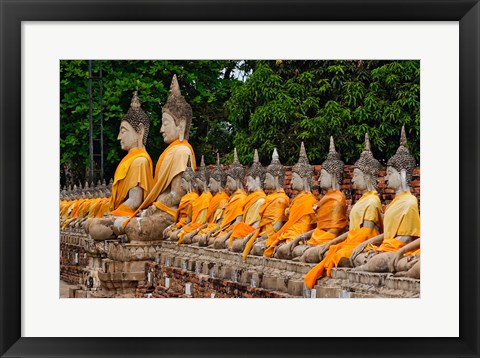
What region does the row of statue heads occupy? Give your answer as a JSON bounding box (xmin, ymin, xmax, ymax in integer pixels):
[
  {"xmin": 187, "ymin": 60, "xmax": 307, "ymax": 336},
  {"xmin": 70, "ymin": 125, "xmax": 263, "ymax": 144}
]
[
  {"xmin": 60, "ymin": 179, "xmax": 113, "ymax": 200},
  {"xmin": 180, "ymin": 127, "xmax": 416, "ymax": 195}
]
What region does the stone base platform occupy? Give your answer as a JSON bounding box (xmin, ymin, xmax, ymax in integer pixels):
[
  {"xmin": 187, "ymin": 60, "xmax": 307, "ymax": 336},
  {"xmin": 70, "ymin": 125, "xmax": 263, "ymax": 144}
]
[{"xmin": 60, "ymin": 229, "xmax": 420, "ymax": 298}]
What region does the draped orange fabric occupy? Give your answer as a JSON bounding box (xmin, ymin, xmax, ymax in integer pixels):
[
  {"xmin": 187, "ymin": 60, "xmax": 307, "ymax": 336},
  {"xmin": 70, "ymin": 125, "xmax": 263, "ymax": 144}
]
[
  {"xmin": 227, "ymin": 190, "xmax": 267, "ymax": 247},
  {"xmin": 110, "ymin": 148, "xmax": 153, "ymax": 211},
  {"xmin": 242, "ymin": 191, "xmax": 290, "ymax": 260},
  {"xmin": 211, "ymin": 189, "xmax": 247, "ymax": 236},
  {"xmin": 173, "ymin": 192, "xmax": 199, "ymax": 228},
  {"xmin": 307, "ymin": 190, "xmax": 347, "ymax": 246},
  {"xmin": 110, "ymin": 203, "xmax": 136, "ymax": 217},
  {"xmin": 195, "ymin": 192, "xmax": 230, "ymax": 236},
  {"xmin": 177, "ymin": 191, "xmax": 213, "ymax": 243},
  {"xmin": 304, "ymin": 227, "xmax": 379, "ymax": 288},
  {"xmin": 303, "ymin": 191, "xmax": 383, "ymax": 287},
  {"xmin": 263, "ymin": 191, "xmax": 317, "ymax": 258},
  {"xmin": 126, "ymin": 140, "xmax": 196, "ymax": 224}
]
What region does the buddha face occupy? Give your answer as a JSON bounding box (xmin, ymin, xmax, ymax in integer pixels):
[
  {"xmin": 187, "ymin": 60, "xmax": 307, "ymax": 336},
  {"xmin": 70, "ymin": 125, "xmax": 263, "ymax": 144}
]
[
  {"xmin": 208, "ymin": 178, "xmax": 220, "ymax": 193},
  {"xmin": 385, "ymin": 166, "xmax": 402, "ymax": 190},
  {"xmin": 117, "ymin": 121, "xmax": 141, "ymax": 151},
  {"xmin": 181, "ymin": 178, "xmax": 190, "ymax": 192},
  {"xmin": 226, "ymin": 176, "xmax": 237, "ymax": 192},
  {"xmin": 352, "ymin": 168, "xmax": 367, "ymax": 191},
  {"xmin": 195, "ymin": 177, "xmax": 205, "ymax": 191},
  {"xmin": 246, "ymin": 176, "xmax": 257, "ymax": 192},
  {"xmin": 290, "ymin": 172, "xmax": 304, "ymax": 191},
  {"xmin": 319, "ymin": 169, "xmax": 332, "ymax": 190},
  {"xmin": 264, "ymin": 173, "xmax": 275, "ymax": 190},
  {"xmin": 160, "ymin": 112, "xmax": 182, "ymax": 144}
]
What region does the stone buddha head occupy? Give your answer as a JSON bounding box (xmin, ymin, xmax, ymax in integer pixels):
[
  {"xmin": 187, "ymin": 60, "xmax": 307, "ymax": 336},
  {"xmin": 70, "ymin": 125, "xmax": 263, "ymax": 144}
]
[
  {"xmin": 352, "ymin": 133, "xmax": 381, "ymax": 192},
  {"xmin": 161, "ymin": 75, "xmax": 192, "ymax": 144},
  {"xmin": 385, "ymin": 126, "xmax": 416, "ymax": 193},
  {"xmin": 181, "ymin": 157, "xmax": 196, "ymax": 193},
  {"xmin": 264, "ymin": 148, "xmax": 285, "ymax": 191},
  {"xmin": 246, "ymin": 149, "xmax": 265, "ymax": 192},
  {"xmin": 195, "ymin": 156, "xmax": 209, "ymax": 193},
  {"xmin": 226, "ymin": 148, "xmax": 245, "ymax": 192},
  {"xmin": 118, "ymin": 91, "xmax": 150, "ymax": 151},
  {"xmin": 291, "ymin": 142, "xmax": 313, "ymax": 192},
  {"xmin": 208, "ymin": 153, "xmax": 225, "ymax": 194},
  {"xmin": 320, "ymin": 136, "xmax": 344, "ymax": 191}
]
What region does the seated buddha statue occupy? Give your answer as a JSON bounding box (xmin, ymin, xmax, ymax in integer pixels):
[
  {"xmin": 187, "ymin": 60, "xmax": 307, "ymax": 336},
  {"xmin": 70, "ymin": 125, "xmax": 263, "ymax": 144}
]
[
  {"xmin": 189, "ymin": 154, "xmax": 230, "ymax": 245},
  {"xmin": 239, "ymin": 148, "xmax": 290, "ymax": 257},
  {"xmin": 275, "ymin": 137, "xmax": 347, "ymax": 260},
  {"xmin": 83, "ymin": 92, "xmax": 153, "ymax": 241},
  {"xmin": 123, "ymin": 75, "xmax": 197, "ymax": 242},
  {"xmin": 163, "ymin": 158, "xmax": 199, "ymax": 240},
  {"xmin": 261, "ymin": 142, "xmax": 317, "ymax": 258},
  {"xmin": 199, "ymin": 148, "xmax": 247, "ymax": 247},
  {"xmin": 303, "ymin": 133, "xmax": 384, "ymax": 288},
  {"xmin": 350, "ymin": 126, "xmax": 420, "ymax": 273},
  {"xmin": 220, "ymin": 150, "xmax": 267, "ymax": 251},
  {"xmin": 176, "ymin": 156, "xmax": 213, "ymax": 244}
]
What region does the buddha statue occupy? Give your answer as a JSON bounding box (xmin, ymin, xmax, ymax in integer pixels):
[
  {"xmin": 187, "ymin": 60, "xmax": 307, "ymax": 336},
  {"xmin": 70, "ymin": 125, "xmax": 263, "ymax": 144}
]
[
  {"xmin": 224, "ymin": 150, "xmax": 267, "ymax": 251},
  {"xmin": 390, "ymin": 239, "xmax": 420, "ymax": 279},
  {"xmin": 277, "ymin": 137, "xmax": 347, "ymax": 260},
  {"xmin": 123, "ymin": 75, "xmax": 197, "ymax": 242},
  {"xmin": 176, "ymin": 156, "xmax": 213, "ymax": 244},
  {"xmin": 163, "ymin": 158, "xmax": 199, "ymax": 240},
  {"xmin": 303, "ymin": 133, "xmax": 384, "ymax": 288},
  {"xmin": 199, "ymin": 148, "xmax": 247, "ymax": 247},
  {"xmin": 83, "ymin": 91, "xmax": 154, "ymax": 241},
  {"xmin": 262, "ymin": 142, "xmax": 317, "ymax": 258},
  {"xmin": 190, "ymin": 154, "xmax": 230, "ymax": 245},
  {"xmin": 240, "ymin": 148, "xmax": 290, "ymax": 258},
  {"xmin": 350, "ymin": 126, "xmax": 420, "ymax": 273}
]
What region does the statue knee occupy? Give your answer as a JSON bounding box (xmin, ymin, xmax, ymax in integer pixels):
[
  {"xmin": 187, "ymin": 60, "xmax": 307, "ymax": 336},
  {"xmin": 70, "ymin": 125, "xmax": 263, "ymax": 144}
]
[
  {"xmin": 213, "ymin": 236, "xmax": 227, "ymax": 250},
  {"xmin": 230, "ymin": 239, "xmax": 244, "ymax": 253},
  {"xmin": 251, "ymin": 242, "xmax": 265, "ymax": 256}
]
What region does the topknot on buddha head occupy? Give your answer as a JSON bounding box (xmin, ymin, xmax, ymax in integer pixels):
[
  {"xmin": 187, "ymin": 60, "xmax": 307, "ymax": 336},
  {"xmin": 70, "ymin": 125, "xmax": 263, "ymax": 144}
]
[
  {"xmin": 182, "ymin": 156, "xmax": 196, "ymax": 185},
  {"xmin": 292, "ymin": 142, "xmax": 313, "ymax": 190},
  {"xmin": 195, "ymin": 155, "xmax": 209, "ymax": 183},
  {"xmin": 248, "ymin": 149, "xmax": 266, "ymax": 185},
  {"xmin": 227, "ymin": 148, "xmax": 245, "ymax": 182},
  {"xmin": 210, "ymin": 153, "xmax": 226, "ymax": 187},
  {"xmin": 354, "ymin": 133, "xmax": 381, "ymax": 189},
  {"xmin": 122, "ymin": 91, "xmax": 150, "ymax": 146},
  {"xmin": 387, "ymin": 126, "xmax": 416, "ymax": 184},
  {"xmin": 321, "ymin": 136, "xmax": 344, "ymax": 186},
  {"xmin": 266, "ymin": 148, "xmax": 285, "ymax": 185},
  {"xmin": 162, "ymin": 75, "xmax": 192, "ymax": 141}
]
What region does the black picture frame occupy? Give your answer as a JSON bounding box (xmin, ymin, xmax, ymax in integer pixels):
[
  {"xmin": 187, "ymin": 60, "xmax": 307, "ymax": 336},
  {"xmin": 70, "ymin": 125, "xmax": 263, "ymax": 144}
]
[{"xmin": 1, "ymin": 0, "xmax": 479, "ymax": 357}]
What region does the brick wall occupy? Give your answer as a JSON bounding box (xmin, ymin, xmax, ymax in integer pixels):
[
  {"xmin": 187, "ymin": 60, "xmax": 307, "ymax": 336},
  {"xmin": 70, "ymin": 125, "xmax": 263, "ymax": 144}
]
[
  {"xmin": 136, "ymin": 262, "xmax": 293, "ymax": 298},
  {"xmin": 60, "ymin": 233, "xmax": 87, "ymax": 285}
]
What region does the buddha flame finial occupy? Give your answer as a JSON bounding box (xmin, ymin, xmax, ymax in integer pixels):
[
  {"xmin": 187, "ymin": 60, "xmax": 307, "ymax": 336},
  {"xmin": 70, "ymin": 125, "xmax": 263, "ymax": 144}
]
[
  {"xmin": 364, "ymin": 133, "xmax": 371, "ymax": 152},
  {"xmin": 233, "ymin": 147, "xmax": 240, "ymax": 164},
  {"xmin": 272, "ymin": 148, "xmax": 280, "ymax": 163},
  {"xmin": 200, "ymin": 155, "xmax": 205, "ymax": 168},
  {"xmin": 169, "ymin": 74, "xmax": 181, "ymax": 97},
  {"xmin": 131, "ymin": 91, "xmax": 141, "ymax": 110},
  {"xmin": 400, "ymin": 125, "xmax": 407, "ymax": 147},
  {"xmin": 329, "ymin": 136, "xmax": 336, "ymax": 153},
  {"xmin": 299, "ymin": 142, "xmax": 308, "ymax": 161},
  {"xmin": 216, "ymin": 152, "xmax": 220, "ymax": 166},
  {"xmin": 253, "ymin": 149, "xmax": 259, "ymax": 163}
]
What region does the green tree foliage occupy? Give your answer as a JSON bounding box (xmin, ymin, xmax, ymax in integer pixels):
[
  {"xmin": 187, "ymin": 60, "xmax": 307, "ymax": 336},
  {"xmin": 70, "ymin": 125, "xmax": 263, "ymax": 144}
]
[
  {"xmin": 224, "ymin": 60, "xmax": 420, "ymax": 165},
  {"xmin": 60, "ymin": 60, "xmax": 241, "ymax": 184}
]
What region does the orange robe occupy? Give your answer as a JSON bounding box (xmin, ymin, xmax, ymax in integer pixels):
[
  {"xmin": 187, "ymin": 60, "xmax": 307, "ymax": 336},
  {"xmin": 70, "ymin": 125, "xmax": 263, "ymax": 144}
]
[
  {"xmin": 304, "ymin": 191, "xmax": 383, "ymax": 287},
  {"xmin": 210, "ymin": 189, "xmax": 248, "ymax": 237},
  {"xmin": 227, "ymin": 190, "xmax": 267, "ymax": 247},
  {"xmin": 263, "ymin": 191, "xmax": 317, "ymax": 258},
  {"xmin": 172, "ymin": 191, "xmax": 199, "ymax": 229},
  {"xmin": 176, "ymin": 191, "xmax": 213, "ymax": 243},
  {"xmin": 126, "ymin": 139, "xmax": 196, "ymax": 222},
  {"xmin": 306, "ymin": 190, "xmax": 347, "ymax": 246},
  {"xmin": 366, "ymin": 191, "xmax": 420, "ymax": 254},
  {"xmin": 109, "ymin": 148, "xmax": 154, "ymax": 216},
  {"xmin": 195, "ymin": 192, "xmax": 230, "ymax": 236},
  {"xmin": 242, "ymin": 191, "xmax": 290, "ymax": 260}
]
